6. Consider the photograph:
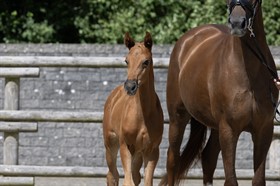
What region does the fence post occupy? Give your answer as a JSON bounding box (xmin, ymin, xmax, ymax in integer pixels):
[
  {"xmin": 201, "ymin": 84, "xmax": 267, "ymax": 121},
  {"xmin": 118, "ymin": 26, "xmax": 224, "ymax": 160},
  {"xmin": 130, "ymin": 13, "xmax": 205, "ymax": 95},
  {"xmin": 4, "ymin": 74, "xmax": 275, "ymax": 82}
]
[{"xmin": 4, "ymin": 78, "xmax": 19, "ymax": 165}]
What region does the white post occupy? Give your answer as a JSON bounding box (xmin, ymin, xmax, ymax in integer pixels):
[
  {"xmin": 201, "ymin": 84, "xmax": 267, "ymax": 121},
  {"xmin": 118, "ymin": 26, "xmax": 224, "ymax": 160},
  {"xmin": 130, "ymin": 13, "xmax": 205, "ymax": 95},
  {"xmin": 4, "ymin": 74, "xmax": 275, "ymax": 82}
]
[{"xmin": 3, "ymin": 78, "xmax": 19, "ymax": 165}]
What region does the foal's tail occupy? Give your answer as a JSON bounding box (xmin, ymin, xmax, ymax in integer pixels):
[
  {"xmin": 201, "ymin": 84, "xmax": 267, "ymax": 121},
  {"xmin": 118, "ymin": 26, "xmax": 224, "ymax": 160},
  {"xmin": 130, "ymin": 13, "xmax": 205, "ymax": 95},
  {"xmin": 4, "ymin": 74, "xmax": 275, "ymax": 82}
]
[{"xmin": 175, "ymin": 118, "xmax": 207, "ymax": 184}]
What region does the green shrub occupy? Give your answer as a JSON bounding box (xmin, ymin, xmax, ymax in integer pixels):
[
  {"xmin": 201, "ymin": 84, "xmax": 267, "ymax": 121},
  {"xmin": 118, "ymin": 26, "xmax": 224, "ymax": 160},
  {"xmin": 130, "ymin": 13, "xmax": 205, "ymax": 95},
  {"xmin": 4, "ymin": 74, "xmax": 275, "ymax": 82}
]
[
  {"xmin": 263, "ymin": 0, "xmax": 280, "ymax": 45},
  {"xmin": 0, "ymin": 10, "xmax": 54, "ymax": 43},
  {"xmin": 0, "ymin": 0, "xmax": 279, "ymax": 45}
]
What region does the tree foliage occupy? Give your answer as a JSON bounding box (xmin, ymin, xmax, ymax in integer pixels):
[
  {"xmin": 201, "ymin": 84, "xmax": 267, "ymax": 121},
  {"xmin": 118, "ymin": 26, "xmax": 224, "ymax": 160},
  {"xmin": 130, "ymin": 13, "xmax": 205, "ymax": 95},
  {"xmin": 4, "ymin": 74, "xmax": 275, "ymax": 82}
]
[{"xmin": 0, "ymin": 0, "xmax": 279, "ymax": 45}]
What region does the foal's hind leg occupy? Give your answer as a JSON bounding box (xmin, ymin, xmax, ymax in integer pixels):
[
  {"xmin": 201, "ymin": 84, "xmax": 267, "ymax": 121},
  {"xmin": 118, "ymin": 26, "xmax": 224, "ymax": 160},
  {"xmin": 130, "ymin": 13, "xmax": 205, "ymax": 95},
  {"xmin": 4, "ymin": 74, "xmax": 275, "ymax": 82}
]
[
  {"xmin": 252, "ymin": 123, "xmax": 273, "ymax": 186},
  {"xmin": 202, "ymin": 129, "xmax": 220, "ymax": 186},
  {"xmin": 105, "ymin": 135, "xmax": 120, "ymax": 186}
]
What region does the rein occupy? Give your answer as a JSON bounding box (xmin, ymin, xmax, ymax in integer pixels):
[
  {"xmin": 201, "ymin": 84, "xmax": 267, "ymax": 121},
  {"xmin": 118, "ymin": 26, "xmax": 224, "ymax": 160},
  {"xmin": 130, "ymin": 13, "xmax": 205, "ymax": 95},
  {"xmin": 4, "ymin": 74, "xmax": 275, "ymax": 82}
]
[
  {"xmin": 229, "ymin": 0, "xmax": 280, "ymax": 120},
  {"xmin": 245, "ymin": 35, "xmax": 280, "ymax": 120}
]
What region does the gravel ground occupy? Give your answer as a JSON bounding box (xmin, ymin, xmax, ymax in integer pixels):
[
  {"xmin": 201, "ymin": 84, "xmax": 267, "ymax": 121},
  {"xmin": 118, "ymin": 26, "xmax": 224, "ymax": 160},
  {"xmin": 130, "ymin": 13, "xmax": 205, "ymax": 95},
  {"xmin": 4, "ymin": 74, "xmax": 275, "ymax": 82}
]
[{"xmin": 35, "ymin": 177, "xmax": 280, "ymax": 186}]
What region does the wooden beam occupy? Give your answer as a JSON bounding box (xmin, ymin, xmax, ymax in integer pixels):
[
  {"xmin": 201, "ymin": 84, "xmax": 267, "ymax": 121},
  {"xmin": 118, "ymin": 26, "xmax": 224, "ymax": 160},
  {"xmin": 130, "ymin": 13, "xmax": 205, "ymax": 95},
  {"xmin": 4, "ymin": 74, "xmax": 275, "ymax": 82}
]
[
  {"xmin": 0, "ymin": 56, "xmax": 169, "ymax": 68},
  {"xmin": 0, "ymin": 177, "xmax": 34, "ymax": 186},
  {"xmin": 0, "ymin": 122, "xmax": 37, "ymax": 132},
  {"xmin": 0, "ymin": 165, "xmax": 104, "ymax": 177},
  {"xmin": 0, "ymin": 56, "xmax": 279, "ymax": 68},
  {"xmin": 0, "ymin": 110, "xmax": 103, "ymax": 122},
  {"xmin": 0, "ymin": 165, "xmax": 278, "ymax": 180},
  {"xmin": 0, "ymin": 68, "xmax": 40, "ymax": 77}
]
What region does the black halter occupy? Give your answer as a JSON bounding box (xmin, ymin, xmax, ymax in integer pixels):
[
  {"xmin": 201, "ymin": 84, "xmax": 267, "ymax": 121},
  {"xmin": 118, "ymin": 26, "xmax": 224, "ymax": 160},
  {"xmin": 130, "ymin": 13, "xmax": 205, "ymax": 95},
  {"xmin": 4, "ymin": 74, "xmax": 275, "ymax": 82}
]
[
  {"xmin": 228, "ymin": 0, "xmax": 255, "ymax": 15},
  {"xmin": 228, "ymin": 0, "xmax": 262, "ymax": 37}
]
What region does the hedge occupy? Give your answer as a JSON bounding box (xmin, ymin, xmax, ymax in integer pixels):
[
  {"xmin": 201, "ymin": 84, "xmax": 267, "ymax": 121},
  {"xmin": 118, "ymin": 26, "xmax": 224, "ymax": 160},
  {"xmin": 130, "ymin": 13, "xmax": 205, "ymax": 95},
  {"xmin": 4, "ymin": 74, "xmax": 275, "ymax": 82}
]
[{"xmin": 0, "ymin": 0, "xmax": 279, "ymax": 45}]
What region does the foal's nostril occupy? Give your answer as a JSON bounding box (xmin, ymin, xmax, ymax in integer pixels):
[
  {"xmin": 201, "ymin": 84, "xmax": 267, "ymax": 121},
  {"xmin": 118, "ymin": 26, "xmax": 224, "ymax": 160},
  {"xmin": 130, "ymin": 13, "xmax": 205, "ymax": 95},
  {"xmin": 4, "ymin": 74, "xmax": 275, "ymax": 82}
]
[{"xmin": 131, "ymin": 83, "xmax": 137, "ymax": 92}]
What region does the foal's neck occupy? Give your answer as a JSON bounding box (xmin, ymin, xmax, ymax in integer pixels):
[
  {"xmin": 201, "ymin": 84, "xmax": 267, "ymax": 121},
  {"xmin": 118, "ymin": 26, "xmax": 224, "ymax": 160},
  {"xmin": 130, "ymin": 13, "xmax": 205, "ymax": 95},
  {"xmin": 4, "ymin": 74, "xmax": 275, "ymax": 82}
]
[{"xmin": 137, "ymin": 65, "xmax": 157, "ymax": 112}]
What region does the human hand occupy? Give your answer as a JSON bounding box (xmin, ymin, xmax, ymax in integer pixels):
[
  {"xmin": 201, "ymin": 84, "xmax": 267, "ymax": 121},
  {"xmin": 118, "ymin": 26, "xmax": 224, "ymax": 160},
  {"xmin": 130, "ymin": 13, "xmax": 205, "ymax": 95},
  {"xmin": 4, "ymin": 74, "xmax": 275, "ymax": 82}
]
[{"xmin": 274, "ymin": 79, "xmax": 280, "ymax": 90}]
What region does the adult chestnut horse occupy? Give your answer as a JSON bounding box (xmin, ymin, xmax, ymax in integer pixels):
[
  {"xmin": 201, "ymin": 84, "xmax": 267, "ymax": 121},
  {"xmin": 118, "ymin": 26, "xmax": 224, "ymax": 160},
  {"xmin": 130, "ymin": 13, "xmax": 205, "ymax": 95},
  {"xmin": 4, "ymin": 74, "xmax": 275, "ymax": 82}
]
[
  {"xmin": 103, "ymin": 32, "xmax": 163, "ymax": 186},
  {"xmin": 161, "ymin": 0, "xmax": 278, "ymax": 186}
]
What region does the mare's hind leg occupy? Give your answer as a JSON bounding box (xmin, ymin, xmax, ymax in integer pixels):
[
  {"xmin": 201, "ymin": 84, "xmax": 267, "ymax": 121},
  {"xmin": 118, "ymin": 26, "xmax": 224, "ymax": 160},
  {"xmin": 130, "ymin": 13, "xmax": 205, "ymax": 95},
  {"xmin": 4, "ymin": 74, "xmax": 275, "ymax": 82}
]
[
  {"xmin": 161, "ymin": 59, "xmax": 191, "ymax": 185},
  {"xmin": 252, "ymin": 123, "xmax": 273, "ymax": 186},
  {"xmin": 104, "ymin": 135, "xmax": 120, "ymax": 186},
  {"xmin": 202, "ymin": 129, "xmax": 220, "ymax": 186},
  {"xmin": 164, "ymin": 102, "xmax": 190, "ymax": 186}
]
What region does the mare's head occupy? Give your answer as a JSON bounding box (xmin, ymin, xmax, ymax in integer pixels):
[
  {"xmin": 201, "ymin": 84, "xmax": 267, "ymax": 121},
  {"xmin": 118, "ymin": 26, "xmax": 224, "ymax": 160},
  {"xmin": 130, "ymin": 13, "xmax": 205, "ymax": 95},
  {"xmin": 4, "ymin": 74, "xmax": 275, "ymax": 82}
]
[
  {"xmin": 123, "ymin": 32, "xmax": 153, "ymax": 96},
  {"xmin": 227, "ymin": 0, "xmax": 262, "ymax": 37}
]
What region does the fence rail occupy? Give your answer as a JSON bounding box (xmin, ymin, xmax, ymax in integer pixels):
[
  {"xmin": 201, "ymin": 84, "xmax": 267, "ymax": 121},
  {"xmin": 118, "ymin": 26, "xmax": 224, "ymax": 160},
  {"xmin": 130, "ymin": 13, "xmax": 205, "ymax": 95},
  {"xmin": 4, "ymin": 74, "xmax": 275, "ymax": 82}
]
[
  {"xmin": 0, "ymin": 165, "xmax": 278, "ymax": 180},
  {"xmin": 0, "ymin": 67, "xmax": 40, "ymax": 77},
  {"xmin": 0, "ymin": 56, "xmax": 169, "ymax": 68},
  {"xmin": 0, "ymin": 55, "xmax": 279, "ymax": 68},
  {"xmin": 0, "ymin": 110, "xmax": 103, "ymax": 123},
  {"xmin": 0, "ymin": 55, "xmax": 279, "ymax": 185}
]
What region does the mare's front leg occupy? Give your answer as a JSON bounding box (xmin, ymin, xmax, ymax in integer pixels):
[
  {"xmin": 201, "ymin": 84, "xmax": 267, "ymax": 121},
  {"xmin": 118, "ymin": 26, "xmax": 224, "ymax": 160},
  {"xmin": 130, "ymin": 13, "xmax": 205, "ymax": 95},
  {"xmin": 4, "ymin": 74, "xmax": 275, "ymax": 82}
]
[
  {"xmin": 202, "ymin": 129, "xmax": 220, "ymax": 186},
  {"xmin": 252, "ymin": 122, "xmax": 273, "ymax": 186},
  {"xmin": 143, "ymin": 147, "xmax": 159, "ymax": 186},
  {"xmin": 120, "ymin": 140, "xmax": 135, "ymax": 186},
  {"xmin": 219, "ymin": 119, "xmax": 240, "ymax": 186}
]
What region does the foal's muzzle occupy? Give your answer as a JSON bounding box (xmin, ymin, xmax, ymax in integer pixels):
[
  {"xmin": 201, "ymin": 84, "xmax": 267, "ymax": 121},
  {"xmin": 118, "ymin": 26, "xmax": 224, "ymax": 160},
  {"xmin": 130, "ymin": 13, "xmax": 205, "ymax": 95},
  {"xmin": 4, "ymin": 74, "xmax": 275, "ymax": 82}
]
[{"xmin": 124, "ymin": 79, "xmax": 138, "ymax": 96}]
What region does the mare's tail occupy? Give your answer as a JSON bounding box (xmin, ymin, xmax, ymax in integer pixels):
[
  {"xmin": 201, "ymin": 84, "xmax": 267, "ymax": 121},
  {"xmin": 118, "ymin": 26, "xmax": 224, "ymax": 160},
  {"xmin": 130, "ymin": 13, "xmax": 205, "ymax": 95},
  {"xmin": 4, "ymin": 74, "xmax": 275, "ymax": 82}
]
[{"xmin": 175, "ymin": 118, "xmax": 207, "ymax": 184}]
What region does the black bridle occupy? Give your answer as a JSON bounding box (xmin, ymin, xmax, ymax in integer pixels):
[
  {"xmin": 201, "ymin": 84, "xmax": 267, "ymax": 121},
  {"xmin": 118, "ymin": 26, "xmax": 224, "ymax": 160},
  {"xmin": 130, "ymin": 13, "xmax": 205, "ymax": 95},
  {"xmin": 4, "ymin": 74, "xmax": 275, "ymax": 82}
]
[
  {"xmin": 228, "ymin": 0, "xmax": 262, "ymax": 37},
  {"xmin": 228, "ymin": 0, "xmax": 256, "ymax": 15}
]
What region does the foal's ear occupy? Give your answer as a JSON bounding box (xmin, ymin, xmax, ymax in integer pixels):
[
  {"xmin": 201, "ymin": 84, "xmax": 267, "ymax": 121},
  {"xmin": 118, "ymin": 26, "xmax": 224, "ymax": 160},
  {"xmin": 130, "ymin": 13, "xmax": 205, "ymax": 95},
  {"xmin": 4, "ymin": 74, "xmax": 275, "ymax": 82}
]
[
  {"xmin": 144, "ymin": 32, "xmax": 153, "ymax": 50},
  {"xmin": 124, "ymin": 32, "xmax": 135, "ymax": 50}
]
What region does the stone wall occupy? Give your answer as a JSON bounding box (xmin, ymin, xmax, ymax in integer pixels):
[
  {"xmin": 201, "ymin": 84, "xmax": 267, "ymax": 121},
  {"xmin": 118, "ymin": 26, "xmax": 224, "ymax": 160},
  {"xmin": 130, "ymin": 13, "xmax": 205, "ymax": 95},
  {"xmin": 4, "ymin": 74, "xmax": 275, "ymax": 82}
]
[{"xmin": 0, "ymin": 44, "xmax": 279, "ymax": 172}]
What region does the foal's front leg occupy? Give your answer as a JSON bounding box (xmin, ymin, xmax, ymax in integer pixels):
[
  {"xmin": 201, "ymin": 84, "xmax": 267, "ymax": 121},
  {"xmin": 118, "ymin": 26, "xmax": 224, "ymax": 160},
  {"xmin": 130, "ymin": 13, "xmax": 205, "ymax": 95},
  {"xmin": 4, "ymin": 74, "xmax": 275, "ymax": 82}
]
[
  {"xmin": 132, "ymin": 153, "xmax": 143, "ymax": 185},
  {"xmin": 143, "ymin": 147, "xmax": 159, "ymax": 186},
  {"xmin": 120, "ymin": 141, "xmax": 135, "ymax": 186},
  {"xmin": 105, "ymin": 142, "xmax": 120, "ymax": 186}
]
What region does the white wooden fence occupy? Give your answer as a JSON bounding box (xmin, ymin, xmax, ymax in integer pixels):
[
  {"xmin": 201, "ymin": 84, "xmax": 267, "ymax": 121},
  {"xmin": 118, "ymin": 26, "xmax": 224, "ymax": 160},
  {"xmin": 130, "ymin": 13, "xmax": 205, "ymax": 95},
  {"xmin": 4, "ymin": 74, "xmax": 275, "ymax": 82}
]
[{"xmin": 0, "ymin": 56, "xmax": 279, "ymax": 185}]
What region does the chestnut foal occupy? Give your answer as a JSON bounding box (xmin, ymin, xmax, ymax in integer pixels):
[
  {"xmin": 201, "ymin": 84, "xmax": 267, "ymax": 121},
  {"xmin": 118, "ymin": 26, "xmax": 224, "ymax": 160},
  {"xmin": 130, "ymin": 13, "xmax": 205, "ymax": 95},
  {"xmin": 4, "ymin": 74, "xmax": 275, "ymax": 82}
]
[{"xmin": 103, "ymin": 32, "xmax": 163, "ymax": 186}]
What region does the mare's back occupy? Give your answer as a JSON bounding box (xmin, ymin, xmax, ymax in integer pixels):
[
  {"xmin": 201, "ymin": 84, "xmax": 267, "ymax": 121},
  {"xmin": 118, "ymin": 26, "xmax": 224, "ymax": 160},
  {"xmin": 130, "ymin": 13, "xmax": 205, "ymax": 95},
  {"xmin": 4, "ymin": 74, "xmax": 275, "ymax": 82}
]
[{"xmin": 174, "ymin": 24, "xmax": 231, "ymax": 69}]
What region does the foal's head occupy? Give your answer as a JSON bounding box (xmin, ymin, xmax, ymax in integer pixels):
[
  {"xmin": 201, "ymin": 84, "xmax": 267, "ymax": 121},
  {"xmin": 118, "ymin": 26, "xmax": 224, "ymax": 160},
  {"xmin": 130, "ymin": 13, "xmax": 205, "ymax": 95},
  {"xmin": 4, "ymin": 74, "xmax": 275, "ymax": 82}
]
[
  {"xmin": 227, "ymin": 0, "xmax": 262, "ymax": 37},
  {"xmin": 123, "ymin": 32, "xmax": 153, "ymax": 96}
]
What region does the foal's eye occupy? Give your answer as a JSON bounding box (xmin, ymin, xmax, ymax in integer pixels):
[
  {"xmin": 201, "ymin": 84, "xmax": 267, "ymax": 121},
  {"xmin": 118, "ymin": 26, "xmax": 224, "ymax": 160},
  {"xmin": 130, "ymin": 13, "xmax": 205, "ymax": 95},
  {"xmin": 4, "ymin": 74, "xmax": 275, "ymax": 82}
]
[{"xmin": 142, "ymin": 60, "xmax": 150, "ymax": 68}]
